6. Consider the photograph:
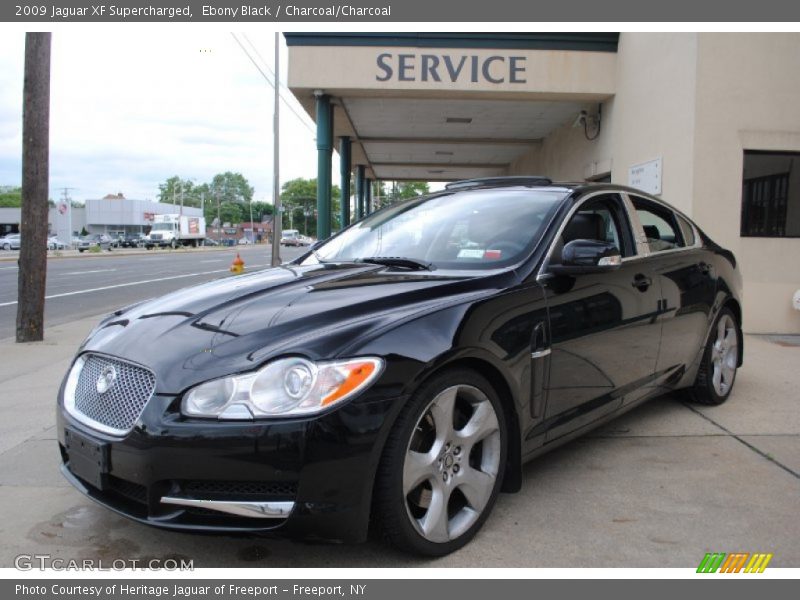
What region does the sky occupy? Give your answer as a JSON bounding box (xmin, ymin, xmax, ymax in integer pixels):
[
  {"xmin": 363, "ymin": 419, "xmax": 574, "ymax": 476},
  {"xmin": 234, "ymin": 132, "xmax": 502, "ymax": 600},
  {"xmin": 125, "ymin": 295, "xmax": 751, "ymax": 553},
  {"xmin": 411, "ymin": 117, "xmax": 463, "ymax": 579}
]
[{"xmin": 0, "ymin": 30, "xmax": 331, "ymax": 204}]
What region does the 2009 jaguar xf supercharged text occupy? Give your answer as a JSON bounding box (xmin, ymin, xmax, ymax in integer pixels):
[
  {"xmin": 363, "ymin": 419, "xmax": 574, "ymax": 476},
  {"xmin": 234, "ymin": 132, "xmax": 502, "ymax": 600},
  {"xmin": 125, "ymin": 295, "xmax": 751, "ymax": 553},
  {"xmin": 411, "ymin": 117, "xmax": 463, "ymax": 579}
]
[{"xmin": 57, "ymin": 177, "xmax": 743, "ymax": 556}]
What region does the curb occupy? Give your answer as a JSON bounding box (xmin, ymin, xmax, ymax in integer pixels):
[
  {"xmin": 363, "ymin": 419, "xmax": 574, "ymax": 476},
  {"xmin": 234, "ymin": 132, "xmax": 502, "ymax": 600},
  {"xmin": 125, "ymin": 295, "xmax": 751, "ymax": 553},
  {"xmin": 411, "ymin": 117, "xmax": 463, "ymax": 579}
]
[{"xmin": 0, "ymin": 244, "xmax": 272, "ymax": 263}]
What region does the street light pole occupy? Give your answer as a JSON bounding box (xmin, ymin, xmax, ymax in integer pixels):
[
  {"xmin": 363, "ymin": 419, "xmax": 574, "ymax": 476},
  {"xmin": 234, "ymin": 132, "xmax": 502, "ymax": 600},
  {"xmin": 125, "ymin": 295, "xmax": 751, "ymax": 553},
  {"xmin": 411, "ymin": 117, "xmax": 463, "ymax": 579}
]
[
  {"xmin": 249, "ymin": 196, "xmax": 254, "ymax": 243},
  {"xmin": 270, "ymin": 32, "xmax": 282, "ymax": 266}
]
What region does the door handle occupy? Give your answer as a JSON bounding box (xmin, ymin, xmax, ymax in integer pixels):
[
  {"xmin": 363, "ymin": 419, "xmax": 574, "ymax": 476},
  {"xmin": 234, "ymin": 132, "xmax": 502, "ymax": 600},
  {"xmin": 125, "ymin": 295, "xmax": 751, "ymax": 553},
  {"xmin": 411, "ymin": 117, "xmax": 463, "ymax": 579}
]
[{"xmin": 631, "ymin": 274, "xmax": 652, "ymax": 291}]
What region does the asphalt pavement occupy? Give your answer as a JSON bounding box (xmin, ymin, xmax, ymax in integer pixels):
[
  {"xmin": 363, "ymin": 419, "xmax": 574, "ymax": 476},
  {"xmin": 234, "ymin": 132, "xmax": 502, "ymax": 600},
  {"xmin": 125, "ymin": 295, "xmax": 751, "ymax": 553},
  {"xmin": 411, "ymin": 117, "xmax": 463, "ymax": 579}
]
[{"xmin": 0, "ymin": 244, "xmax": 306, "ymax": 340}]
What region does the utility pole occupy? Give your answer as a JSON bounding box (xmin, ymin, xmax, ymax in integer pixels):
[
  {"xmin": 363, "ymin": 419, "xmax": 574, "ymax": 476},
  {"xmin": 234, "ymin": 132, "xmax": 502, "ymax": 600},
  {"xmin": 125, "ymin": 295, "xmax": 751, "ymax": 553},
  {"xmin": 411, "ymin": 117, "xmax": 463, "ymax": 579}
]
[
  {"xmin": 271, "ymin": 32, "xmax": 282, "ymax": 266},
  {"xmin": 58, "ymin": 187, "xmax": 76, "ymax": 246},
  {"xmin": 216, "ymin": 191, "xmax": 221, "ymax": 243},
  {"xmin": 16, "ymin": 33, "xmax": 51, "ymax": 343},
  {"xmin": 249, "ymin": 196, "xmax": 254, "ymax": 242}
]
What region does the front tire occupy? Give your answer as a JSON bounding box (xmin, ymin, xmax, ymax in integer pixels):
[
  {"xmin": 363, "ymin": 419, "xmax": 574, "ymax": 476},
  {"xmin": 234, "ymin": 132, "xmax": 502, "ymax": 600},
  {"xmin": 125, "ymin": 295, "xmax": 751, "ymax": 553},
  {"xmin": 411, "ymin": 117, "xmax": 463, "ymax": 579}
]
[
  {"xmin": 688, "ymin": 307, "xmax": 741, "ymax": 405},
  {"xmin": 374, "ymin": 368, "xmax": 507, "ymax": 556}
]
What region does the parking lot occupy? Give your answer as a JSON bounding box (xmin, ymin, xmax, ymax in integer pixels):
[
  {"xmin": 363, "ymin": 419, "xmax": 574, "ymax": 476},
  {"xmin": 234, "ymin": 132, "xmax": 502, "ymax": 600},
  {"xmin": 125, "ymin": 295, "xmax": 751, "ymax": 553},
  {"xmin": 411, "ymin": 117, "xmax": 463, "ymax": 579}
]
[{"xmin": 0, "ymin": 245, "xmax": 797, "ymax": 567}]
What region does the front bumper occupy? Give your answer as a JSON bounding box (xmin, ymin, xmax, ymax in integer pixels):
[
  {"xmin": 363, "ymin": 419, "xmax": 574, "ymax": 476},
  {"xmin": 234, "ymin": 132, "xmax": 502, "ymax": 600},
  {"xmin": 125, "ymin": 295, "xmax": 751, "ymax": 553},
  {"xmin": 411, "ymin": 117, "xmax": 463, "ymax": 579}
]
[{"xmin": 56, "ymin": 388, "xmax": 403, "ymax": 542}]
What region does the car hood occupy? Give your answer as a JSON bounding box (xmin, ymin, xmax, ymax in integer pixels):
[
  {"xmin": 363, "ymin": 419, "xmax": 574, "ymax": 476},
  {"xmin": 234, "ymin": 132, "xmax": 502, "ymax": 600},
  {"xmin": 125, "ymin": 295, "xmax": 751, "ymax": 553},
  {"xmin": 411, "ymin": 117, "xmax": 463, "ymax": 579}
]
[{"xmin": 80, "ymin": 262, "xmax": 505, "ymax": 393}]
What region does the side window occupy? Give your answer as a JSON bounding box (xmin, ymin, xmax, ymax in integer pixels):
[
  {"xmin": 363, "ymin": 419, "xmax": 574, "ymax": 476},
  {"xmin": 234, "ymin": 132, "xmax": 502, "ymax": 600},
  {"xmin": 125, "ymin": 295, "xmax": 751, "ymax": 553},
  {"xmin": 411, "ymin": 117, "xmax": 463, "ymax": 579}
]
[
  {"xmin": 632, "ymin": 197, "xmax": 685, "ymax": 253},
  {"xmin": 559, "ymin": 195, "xmax": 635, "ymax": 259}
]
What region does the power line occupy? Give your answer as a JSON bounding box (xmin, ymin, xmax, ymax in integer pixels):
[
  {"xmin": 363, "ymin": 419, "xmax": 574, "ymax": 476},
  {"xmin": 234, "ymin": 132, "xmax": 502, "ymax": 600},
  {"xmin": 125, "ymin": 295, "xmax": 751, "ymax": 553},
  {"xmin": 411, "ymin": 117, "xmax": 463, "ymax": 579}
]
[
  {"xmin": 230, "ymin": 33, "xmax": 316, "ymax": 136},
  {"xmin": 241, "ymin": 33, "xmax": 318, "ymax": 134}
]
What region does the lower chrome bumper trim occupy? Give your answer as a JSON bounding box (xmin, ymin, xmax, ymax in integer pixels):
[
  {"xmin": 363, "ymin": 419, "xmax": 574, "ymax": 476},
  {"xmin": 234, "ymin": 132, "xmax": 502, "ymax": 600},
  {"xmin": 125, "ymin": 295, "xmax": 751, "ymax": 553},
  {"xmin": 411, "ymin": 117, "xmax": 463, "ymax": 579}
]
[{"xmin": 160, "ymin": 496, "xmax": 294, "ymax": 519}]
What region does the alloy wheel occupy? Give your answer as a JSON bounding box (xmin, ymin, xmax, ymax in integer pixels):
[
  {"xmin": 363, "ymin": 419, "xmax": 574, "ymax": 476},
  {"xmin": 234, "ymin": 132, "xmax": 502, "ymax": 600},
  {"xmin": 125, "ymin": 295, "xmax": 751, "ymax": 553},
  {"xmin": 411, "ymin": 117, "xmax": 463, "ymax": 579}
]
[
  {"xmin": 711, "ymin": 313, "xmax": 738, "ymax": 396},
  {"xmin": 402, "ymin": 384, "xmax": 501, "ymax": 543}
]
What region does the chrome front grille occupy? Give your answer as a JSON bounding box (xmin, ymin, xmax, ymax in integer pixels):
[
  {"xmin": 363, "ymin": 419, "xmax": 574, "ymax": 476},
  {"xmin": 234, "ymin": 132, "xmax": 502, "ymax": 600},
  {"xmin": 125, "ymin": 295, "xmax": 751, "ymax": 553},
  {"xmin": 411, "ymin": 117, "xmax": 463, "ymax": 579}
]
[{"xmin": 65, "ymin": 354, "xmax": 156, "ymax": 435}]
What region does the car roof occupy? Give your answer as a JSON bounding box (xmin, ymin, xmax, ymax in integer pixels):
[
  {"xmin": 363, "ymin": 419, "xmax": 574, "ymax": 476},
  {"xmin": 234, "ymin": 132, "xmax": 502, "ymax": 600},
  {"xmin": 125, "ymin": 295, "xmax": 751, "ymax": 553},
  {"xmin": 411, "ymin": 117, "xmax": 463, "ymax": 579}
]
[{"xmin": 439, "ymin": 177, "xmax": 692, "ymax": 222}]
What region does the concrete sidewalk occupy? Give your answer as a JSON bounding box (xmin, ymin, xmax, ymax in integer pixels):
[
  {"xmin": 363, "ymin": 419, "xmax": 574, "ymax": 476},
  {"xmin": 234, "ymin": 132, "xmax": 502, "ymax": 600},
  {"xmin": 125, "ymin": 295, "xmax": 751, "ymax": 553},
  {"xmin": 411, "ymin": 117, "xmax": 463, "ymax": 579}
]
[{"xmin": 0, "ymin": 319, "xmax": 798, "ymax": 568}]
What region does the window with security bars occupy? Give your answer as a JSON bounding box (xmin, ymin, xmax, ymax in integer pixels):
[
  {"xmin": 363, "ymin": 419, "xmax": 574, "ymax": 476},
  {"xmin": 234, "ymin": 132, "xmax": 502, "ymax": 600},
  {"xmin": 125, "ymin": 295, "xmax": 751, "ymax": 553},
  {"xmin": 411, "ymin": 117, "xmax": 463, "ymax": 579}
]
[{"xmin": 741, "ymin": 150, "xmax": 800, "ymax": 237}]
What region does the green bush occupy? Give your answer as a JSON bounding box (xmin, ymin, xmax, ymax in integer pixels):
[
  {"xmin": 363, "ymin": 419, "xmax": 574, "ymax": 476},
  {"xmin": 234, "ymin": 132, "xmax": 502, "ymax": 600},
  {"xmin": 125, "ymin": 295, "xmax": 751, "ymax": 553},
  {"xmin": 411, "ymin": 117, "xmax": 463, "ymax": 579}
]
[{"xmin": 88, "ymin": 245, "xmax": 101, "ymax": 253}]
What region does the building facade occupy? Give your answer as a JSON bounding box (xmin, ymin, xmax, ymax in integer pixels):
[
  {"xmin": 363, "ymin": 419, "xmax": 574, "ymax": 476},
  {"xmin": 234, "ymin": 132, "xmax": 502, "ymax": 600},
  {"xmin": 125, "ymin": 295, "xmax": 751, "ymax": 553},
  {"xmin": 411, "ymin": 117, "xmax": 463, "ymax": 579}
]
[
  {"xmin": 286, "ymin": 32, "xmax": 800, "ymax": 333},
  {"xmin": 0, "ymin": 197, "xmax": 203, "ymax": 240}
]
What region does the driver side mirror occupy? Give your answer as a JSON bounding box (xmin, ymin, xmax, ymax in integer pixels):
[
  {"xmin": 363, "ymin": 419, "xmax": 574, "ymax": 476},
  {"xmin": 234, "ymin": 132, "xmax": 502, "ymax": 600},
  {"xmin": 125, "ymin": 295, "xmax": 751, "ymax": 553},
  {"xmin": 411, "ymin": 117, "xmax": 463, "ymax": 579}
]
[{"xmin": 548, "ymin": 239, "xmax": 622, "ymax": 276}]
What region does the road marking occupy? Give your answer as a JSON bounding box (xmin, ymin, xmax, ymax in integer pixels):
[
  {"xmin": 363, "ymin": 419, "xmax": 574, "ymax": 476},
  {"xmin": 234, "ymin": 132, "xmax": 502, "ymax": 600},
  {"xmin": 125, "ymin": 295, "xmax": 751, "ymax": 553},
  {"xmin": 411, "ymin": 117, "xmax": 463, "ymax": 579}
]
[
  {"xmin": 199, "ymin": 259, "xmax": 225, "ymax": 263},
  {"xmin": 0, "ymin": 267, "xmax": 235, "ymax": 307},
  {"xmin": 60, "ymin": 268, "xmax": 117, "ymax": 276},
  {"xmin": 0, "ymin": 266, "xmax": 17, "ymax": 271}
]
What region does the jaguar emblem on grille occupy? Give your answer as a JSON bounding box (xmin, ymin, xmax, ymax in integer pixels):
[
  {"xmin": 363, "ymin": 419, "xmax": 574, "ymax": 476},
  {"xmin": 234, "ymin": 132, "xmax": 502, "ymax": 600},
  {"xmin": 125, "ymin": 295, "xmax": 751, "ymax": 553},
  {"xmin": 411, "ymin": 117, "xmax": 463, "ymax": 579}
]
[{"xmin": 96, "ymin": 365, "xmax": 117, "ymax": 394}]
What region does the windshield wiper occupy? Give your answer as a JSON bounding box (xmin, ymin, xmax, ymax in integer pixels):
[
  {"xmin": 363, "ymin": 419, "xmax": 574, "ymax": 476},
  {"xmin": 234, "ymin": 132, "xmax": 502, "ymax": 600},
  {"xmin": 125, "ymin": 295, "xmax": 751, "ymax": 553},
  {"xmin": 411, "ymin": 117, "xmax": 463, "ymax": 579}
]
[{"xmin": 357, "ymin": 256, "xmax": 434, "ymax": 271}]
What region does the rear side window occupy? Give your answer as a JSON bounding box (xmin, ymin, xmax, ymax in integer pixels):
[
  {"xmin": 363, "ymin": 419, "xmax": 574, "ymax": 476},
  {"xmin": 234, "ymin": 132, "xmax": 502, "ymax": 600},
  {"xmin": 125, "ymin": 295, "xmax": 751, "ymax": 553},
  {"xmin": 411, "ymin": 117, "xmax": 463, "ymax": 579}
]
[{"xmin": 632, "ymin": 197, "xmax": 685, "ymax": 253}]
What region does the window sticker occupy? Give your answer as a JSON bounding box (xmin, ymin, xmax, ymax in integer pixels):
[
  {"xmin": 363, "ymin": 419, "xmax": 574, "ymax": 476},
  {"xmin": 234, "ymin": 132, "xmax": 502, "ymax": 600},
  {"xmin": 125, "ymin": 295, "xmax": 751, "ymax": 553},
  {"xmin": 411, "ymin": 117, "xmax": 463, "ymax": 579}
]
[{"xmin": 457, "ymin": 248, "xmax": 486, "ymax": 259}]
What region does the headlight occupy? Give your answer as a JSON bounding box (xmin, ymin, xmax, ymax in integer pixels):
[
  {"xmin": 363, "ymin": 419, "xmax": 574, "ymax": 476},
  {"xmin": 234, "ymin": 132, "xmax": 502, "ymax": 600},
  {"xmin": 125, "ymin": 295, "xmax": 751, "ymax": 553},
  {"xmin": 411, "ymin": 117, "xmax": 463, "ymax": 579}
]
[{"xmin": 181, "ymin": 356, "xmax": 384, "ymax": 420}]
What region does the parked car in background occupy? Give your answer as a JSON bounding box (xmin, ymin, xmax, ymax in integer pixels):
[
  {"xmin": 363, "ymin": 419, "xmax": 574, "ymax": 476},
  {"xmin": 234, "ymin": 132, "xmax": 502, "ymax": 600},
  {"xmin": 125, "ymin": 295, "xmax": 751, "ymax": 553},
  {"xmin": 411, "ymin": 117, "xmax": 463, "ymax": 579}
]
[
  {"xmin": 280, "ymin": 229, "xmax": 303, "ymax": 246},
  {"xmin": 47, "ymin": 236, "xmax": 67, "ymax": 250},
  {"xmin": 56, "ymin": 177, "xmax": 743, "ymax": 556},
  {"xmin": 77, "ymin": 234, "xmax": 113, "ymax": 252},
  {"xmin": 119, "ymin": 233, "xmax": 145, "ymax": 248},
  {"xmin": 1, "ymin": 233, "xmax": 21, "ymax": 250},
  {"xmin": 202, "ymin": 238, "xmax": 219, "ymax": 247}
]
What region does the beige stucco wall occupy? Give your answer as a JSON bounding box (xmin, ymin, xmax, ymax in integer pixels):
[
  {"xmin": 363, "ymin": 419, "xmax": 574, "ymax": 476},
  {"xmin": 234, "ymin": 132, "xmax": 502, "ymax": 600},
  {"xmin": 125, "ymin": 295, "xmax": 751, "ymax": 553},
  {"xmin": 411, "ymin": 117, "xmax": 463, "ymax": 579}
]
[
  {"xmin": 508, "ymin": 99, "xmax": 615, "ymax": 181},
  {"xmin": 509, "ymin": 33, "xmax": 698, "ymax": 214},
  {"xmin": 510, "ymin": 33, "xmax": 800, "ymax": 333},
  {"xmin": 691, "ymin": 33, "xmax": 800, "ymax": 334}
]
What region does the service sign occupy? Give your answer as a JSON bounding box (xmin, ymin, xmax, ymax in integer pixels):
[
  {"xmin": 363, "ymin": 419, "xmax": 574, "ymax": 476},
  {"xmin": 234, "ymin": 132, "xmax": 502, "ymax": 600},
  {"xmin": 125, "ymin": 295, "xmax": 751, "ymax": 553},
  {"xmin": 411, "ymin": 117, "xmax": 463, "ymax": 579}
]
[{"xmin": 376, "ymin": 53, "xmax": 527, "ymax": 84}]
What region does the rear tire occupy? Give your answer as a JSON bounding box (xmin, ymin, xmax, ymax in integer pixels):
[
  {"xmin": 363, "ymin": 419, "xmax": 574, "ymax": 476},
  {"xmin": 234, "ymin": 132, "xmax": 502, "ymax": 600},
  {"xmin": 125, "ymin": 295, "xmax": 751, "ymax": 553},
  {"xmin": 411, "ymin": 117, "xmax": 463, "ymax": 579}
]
[
  {"xmin": 374, "ymin": 368, "xmax": 507, "ymax": 556},
  {"xmin": 687, "ymin": 307, "xmax": 741, "ymax": 405}
]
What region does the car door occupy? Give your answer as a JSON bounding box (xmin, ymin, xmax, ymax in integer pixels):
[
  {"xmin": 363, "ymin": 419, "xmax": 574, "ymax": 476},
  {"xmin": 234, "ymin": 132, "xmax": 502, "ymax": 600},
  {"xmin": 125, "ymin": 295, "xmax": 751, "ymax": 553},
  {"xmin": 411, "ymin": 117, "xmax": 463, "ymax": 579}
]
[
  {"xmin": 627, "ymin": 195, "xmax": 717, "ymax": 389},
  {"xmin": 540, "ymin": 193, "xmax": 662, "ymax": 442}
]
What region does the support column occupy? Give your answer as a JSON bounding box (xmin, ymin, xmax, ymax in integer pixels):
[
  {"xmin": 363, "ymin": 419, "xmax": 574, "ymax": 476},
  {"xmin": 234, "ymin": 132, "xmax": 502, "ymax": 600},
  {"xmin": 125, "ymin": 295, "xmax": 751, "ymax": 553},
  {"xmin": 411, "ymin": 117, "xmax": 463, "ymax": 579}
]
[
  {"xmin": 315, "ymin": 92, "xmax": 332, "ymax": 240},
  {"xmin": 339, "ymin": 136, "xmax": 351, "ymax": 229},
  {"xmin": 355, "ymin": 165, "xmax": 366, "ymax": 220},
  {"xmin": 365, "ymin": 178, "xmax": 373, "ymax": 215}
]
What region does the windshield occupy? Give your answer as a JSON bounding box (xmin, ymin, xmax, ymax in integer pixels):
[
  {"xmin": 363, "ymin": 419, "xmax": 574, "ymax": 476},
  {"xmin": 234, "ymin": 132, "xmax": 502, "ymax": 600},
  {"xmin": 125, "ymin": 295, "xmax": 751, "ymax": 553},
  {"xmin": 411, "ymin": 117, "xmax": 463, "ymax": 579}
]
[
  {"xmin": 303, "ymin": 188, "xmax": 565, "ymax": 270},
  {"xmin": 151, "ymin": 223, "xmax": 175, "ymax": 231}
]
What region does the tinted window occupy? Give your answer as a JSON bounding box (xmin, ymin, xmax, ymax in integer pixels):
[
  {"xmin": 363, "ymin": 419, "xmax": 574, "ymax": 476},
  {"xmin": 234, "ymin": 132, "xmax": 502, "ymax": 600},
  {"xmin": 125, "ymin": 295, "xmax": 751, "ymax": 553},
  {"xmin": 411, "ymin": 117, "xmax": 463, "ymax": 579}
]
[
  {"xmin": 558, "ymin": 195, "xmax": 634, "ymax": 258},
  {"xmin": 304, "ymin": 189, "xmax": 566, "ymax": 270},
  {"xmin": 632, "ymin": 197, "xmax": 684, "ymax": 253},
  {"xmin": 741, "ymin": 150, "xmax": 800, "ymax": 237}
]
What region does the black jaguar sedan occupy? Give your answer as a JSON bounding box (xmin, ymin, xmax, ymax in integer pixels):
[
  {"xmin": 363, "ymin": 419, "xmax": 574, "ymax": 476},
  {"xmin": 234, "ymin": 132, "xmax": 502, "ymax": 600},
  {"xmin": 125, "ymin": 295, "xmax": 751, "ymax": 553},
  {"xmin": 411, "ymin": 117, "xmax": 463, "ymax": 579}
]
[{"xmin": 57, "ymin": 177, "xmax": 743, "ymax": 556}]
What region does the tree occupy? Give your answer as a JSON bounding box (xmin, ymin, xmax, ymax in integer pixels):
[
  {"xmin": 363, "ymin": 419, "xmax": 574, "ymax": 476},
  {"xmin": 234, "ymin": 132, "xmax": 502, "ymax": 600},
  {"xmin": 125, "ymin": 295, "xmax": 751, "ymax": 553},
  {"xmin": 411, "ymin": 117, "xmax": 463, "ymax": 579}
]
[
  {"xmin": 280, "ymin": 178, "xmax": 341, "ymax": 236},
  {"xmin": 157, "ymin": 176, "xmax": 205, "ymax": 208},
  {"xmin": 250, "ymin": 201, "xmax": 274, "ymax": 222},
  {"xmin": 389, "ymin": 181, "xmax": 429, "ymax": 203},
  {"xmin": 209, "ymin": 172, "xmax": 254, "ymax": 205},
  {"xmin": 218, "ymin": 202, "xmax": 245, "ymax": 226},
  {"xmin": 0, "ymin": 187, "xmax": 22, "ymax": 207}
]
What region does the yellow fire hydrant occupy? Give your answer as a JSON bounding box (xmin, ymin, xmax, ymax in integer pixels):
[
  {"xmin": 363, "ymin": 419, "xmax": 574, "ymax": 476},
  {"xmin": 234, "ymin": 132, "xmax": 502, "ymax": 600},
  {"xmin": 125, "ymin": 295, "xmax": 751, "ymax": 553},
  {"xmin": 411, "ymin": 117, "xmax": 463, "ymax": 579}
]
[{"xmin": 230, "ymin": 253, "xmax": 245, "ymax": 274}]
